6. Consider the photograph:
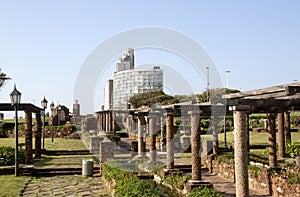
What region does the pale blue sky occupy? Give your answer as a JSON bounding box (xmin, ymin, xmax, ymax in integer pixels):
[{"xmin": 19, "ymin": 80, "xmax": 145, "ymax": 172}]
[{"xmin": 0, "ymin": 1, "xmax": 300, "ymax": 116}]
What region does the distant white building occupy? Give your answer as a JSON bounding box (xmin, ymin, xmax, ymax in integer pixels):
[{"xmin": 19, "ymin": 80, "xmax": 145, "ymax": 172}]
[
  {"xmin": 112, "ymin": 66, "xmax": 163, "ymax": 109},
  {"xmin": 103, "ymin": 48, "xmax": 164, "ymax": 109}
]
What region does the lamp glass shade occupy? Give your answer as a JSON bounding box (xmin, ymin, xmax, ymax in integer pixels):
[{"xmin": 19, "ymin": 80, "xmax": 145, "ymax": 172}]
[
  {"xmin": 10, "ymin": 85, "xmax": 21, "ymax": 105},
  {"xmin": 41, "ymin": 97, "xmax": 48, "ymax": 109}
]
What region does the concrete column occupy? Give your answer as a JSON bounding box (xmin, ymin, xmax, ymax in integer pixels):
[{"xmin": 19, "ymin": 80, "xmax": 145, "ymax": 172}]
[
  {"xmin": 25, "ymin": 110, "xmax": 33, "ymax": 164},
  {"xmin": 278, "ymin": 112, "xmax": 285, "ymax": 159},
  {"xmin": 189, "ymin": 107, "xmax": 201, "ymax": 180},
  {"xmin": 232, "ymin": 106, "xmax": 250, "ymax": 197},
  {"xmin": 127, "ymin": 115, "xmax": 132, "ymax": 134},
  {"xmin": 105, "ymin": 112, "xmax": 109, "ymax": 132},
  {"xmin": 246, "ymin": 113, "xmax": 250, "ymax": 152},
  {"xmin": 137, "ymin": 115, "xmax": 146, "ymax": 157},
  {"xmin": 166, "ymin": 113, "xmax": 174, "ymax": 169},
  {"xmin": 108, "ymin": 112, "xmax": 112, "ymax": 132},
  {"xmin": 212, "ymin": 116, "xmax": 219, "ymax": 155},
  {"xmin": 101, "ymin": 113, "xmax": 105, "ymax": 131},
  {"xmin": 284, "ymin": 112, "xmax": 291, "ymax": 143},
  {"xmin": 149, "ymin": 111, "xmax": 159, "ymax": 163},
  {"xmin": 160, "ymin": 115, "xmax": 166, "ymax": 151},
  {"xmin": 34, "ymin": 113, "xmax": 42, "ymax": 158},
  {"xmin": 268, "ymin": 113, "xmax": 277, "ymax": 168},
  {"xmin": 111, "ymin": 112, "xmax": 115, "ymax": 132}
]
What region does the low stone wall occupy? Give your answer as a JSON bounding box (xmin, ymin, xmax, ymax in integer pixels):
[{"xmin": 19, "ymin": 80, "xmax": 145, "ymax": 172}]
[{"xmin": 204, "ymin": 157, "xmax": 300, "ymax": 196}]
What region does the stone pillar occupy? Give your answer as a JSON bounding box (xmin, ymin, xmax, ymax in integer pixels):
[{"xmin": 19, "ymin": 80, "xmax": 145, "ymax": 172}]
[
  {"xmin": 149, "ymin": 111, "xmax": 158, "ymax": 163},
  {"xmin": 127, "ymin": 115, "xmax": 132, "ymax": 134},
  {"xmin": 132, "ymin": 116, "xmax": 137, "ymax": 132},
  {"xmin": 246, "ymin": 113, "xmax": 250, "ymax": 152},
  {"xmin": 111, "ymin": 112, "xmax": 114, "ymax": 132},
  {"xmin": 166, "ymin": 113, "xmax": 174, "ymax": 169},
  {"xmin": 100, "ymin": 113, "xmax": 103, "ymax": 131},
  {"xmin": 284, "ymin": 112, "xmax": 291, "ymax": 143},
  {"xmin": 278, "ymin": 112, "xmax": 285, "ymax": 159},
  {"xmin": 105, "ymin": 112, "xmax": 110, "ymax": 132},
  {"xmin": 35, "ymin": 113, "xmax": 42, "ymax": 158},
  {"xmin": 268, "ymin": 113, "xmax": 277, "ymax": 168},
  {"xmin": 232, "ymin": 106, "xmax": 250, "ymax": 197},
  {"xmin": 212, "ymin": 116, "xmax": 219, "ymax": 155},
  {"xmin": 160, "ymin": 115, "xmax": 166, "ymax": 152},
  {"xmin": 137, "ymin": 115, "xmax": 146, "ymax": 157},
  {"xmin": 24, "ymin": 110, "xmax": 33, "ymax": 164},
  {"xmin": 189, "ymin": 107, "xmax": 201, "ymax": 180}
]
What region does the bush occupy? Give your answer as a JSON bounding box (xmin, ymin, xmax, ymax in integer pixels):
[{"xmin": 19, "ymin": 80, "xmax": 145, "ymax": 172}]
[
  {"xmin": 188, "ymin": 186, "xmax": 224, "ymax": 197},
  {"xmin": 102, "ymin": 163, "xmax": 164, "ymax": 197},
  {"xmin": 286, "ymin": 142, "xmax": 300, "ymax": 158},
  {"xmin": 0, "ymin": 146, "xmax": 25, "ymax": 166},
  {"xmin": 0, "ymin": 124, "xmax": 8, "ymax": 138}
]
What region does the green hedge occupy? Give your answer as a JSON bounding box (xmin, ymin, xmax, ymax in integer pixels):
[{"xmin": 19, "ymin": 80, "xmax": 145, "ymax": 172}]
[
  {"xmin": 102, "ymin": 163, "xmax": 164, "ymax": 197},
  {"xmin": 0, "ymin": 146, "xmax": 25, "ymax": 166},
  {"xmin": 188, "ymin": 186, "xmax": 224, "ymax": 197}
]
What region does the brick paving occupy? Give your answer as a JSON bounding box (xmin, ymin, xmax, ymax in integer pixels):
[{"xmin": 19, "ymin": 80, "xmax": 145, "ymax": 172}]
[{"xmin": 22, "ymin": 175, "xmax": 110, "ymax": 197}]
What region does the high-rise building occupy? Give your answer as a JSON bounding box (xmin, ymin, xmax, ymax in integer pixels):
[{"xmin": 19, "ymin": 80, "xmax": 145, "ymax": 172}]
[
  {"xmin": 116, "ymin": 48, "xmax": 134, "ymax": 72},
  {"xmin": 104, "ymin": 48, "xmax": 163, "ymax": 109},
  {"xmin": 113, "ymin": 66, "xmax": 163, "ymax": 109}
]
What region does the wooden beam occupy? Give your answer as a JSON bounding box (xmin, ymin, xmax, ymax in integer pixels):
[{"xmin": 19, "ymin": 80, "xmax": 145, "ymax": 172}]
[{"xmin": 223, "ymin": 82, "xmax": 300, "ymax": 99}]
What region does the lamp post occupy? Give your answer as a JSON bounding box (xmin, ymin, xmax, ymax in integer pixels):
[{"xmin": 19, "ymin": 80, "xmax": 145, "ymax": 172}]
[
  {"xmin": 224, "ymin": 70, "xmax": 231, "ymax": 147},
  {"xmin": 10, "ymin": 84, "xmax": 21, "ymax": 176},
  {"xmin": 50, "ymin": 102, "xmax": 55, "ymax": 143},
  {"xmin": 206, "ymin": 66, "xmax": 210, "ymax": 102},
  {"xmin": 41, "ymin": 97, "xmax": 48, "ymax": 150},
  {"xmin": 58, "ymin": 104, "xmax": 61, "ymax": 128}
]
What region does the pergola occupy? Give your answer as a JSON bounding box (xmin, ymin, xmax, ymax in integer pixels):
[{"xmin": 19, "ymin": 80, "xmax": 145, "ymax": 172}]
[
  {"xmin": 96, "ymin": 82, "xmax": 300, "ymax": 196},
  {"xmin": 0, "ymin": 103, "xmax": 43, "ymax": 164},
  {"xmin": 223, "ymin": 81, "xmax": 300, "ymax": 196}
]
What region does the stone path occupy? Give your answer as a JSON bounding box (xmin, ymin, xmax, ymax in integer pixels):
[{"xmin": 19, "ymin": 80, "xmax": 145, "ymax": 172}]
[
  {"xmin": 202, "ymin": 173, "xmax": 271, "ymax": 197},
  {"xmin": 22, "ymin": 175, "xmax": 110, "ymax": 197}
]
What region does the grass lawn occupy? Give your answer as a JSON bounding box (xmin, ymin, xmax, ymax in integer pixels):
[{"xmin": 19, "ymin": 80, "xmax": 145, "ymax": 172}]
[
  {"xmin": 34, "ymin": 155, "xmax": 97, "ymax": 168},
  {"xmin": 218, "ymin": 130, "xmax": 300, "ymax": 147},
  {"xmin": 0, "ymin": 138, "xmax": 88, "ymax": 150},
  {"xmin": 0, "ymin": 175, "xmax": 32, "ymax": 196}
]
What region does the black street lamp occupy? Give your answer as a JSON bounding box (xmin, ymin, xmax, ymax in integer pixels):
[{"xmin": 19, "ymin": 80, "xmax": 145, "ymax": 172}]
[
  {"xmin": 10, "ymin": 84, "xmax": 21, "ymax": 176},
  {"xmin": 41, "ymin": 97, "xmax": 48, "ymax": 149},
  {"xmin": 50, "ymin": 102, "xmax": 55, "ymax": 143}
]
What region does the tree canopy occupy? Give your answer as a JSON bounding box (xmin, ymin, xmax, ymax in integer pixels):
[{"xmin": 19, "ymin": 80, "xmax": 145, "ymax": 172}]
[
  {"xmin": 129, "ymin": 88, "xmax": 241, "ymax": 109},
  {"xmin": 0, "ymin": 69, "xmax": 10, "ymax": 88},
  {"xmin": 129, "ymin": 90, "xmax": 179, "ymax": 109}
]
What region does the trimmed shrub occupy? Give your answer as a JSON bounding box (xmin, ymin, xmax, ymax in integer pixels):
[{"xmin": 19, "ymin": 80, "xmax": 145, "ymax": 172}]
[
  {"xmin": 188, "ymin": 186, "xmax": 224, "ymax": 197},
  {"xmin": 102, "ymin": 163, "xmax": 164, "ymax": 197},
  {"xmin": 0, "ymin": 146, "xmax": 25, "ymax": 166}
]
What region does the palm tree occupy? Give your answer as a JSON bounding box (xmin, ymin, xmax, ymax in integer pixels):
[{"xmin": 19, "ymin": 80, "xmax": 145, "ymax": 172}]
[{"xmin": 0, "ymin": 69, "xmax": 11, "ymax": 88}]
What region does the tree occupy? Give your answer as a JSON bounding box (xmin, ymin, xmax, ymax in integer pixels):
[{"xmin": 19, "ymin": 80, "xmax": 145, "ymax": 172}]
[
  {"xmin": 0, "ymin": 69, "xmax": 10, "ymax": 88},
  {"xmin": 129, "ymin": 90, "xmax": 179, "ymax": 109},
  {"xmin": 196, "ymin": 88, "xmax": 241, "ymax": 103}
]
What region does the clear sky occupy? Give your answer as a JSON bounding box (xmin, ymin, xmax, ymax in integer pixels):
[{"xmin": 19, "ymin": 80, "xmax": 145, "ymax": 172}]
[{"xmin": 0, "ymin": 1, "xmax": 300, "ymax": 116}]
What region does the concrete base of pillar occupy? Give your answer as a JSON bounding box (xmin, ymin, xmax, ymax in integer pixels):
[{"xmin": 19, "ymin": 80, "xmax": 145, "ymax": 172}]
[
  {"xmin": 184, "ymin": 179, "xmax": 213, "ymax": 193},
  {"xmin": 132, "ymin": 154, "xmax": 148, "ymax": 161},
  {"xmin": 160, "ymin": 168, "xmax": 181, "ymax": 177}
]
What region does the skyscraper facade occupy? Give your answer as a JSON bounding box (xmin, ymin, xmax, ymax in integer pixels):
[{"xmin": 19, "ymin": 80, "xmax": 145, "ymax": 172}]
[{"xmin": 104, "ymin": 48, "xmax": 164, "ymax": 110}]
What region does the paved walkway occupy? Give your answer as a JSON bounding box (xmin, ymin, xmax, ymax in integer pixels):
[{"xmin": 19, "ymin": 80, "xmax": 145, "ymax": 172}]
[
  {"xmin": 202, "ymin": 172, "xmax": 271, "ymax": 197},
  {"xmin": 22, "ymin": 175, "xmax": 110, "ymax": 197}
]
